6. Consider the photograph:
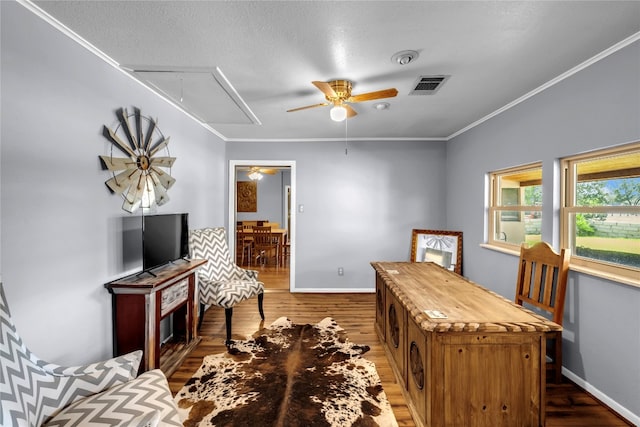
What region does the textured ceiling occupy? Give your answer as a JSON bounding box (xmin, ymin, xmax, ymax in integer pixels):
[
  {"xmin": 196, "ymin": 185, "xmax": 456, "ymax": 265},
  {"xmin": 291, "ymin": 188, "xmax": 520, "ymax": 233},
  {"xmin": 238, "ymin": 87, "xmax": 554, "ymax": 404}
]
[{"xmin": 30, "ymin": 1, "xmax": 640, "ymax": 142}]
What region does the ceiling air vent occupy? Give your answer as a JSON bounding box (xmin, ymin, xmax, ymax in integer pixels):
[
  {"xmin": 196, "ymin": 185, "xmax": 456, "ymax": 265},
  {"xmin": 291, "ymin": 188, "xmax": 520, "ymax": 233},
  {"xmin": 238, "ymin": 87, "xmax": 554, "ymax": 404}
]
[{"xmin": 409, "ymin": 75, "xmax": 449, "ymax": 95}]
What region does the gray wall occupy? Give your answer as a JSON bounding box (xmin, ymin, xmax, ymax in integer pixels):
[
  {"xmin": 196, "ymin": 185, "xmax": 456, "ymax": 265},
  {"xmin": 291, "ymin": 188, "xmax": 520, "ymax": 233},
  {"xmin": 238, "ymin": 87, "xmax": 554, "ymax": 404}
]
[
  {"xmin": 0, "ymin": 2, "xmax": 225, "ymax": 365},
  {"xmin": 446, "ymin": 40, "xmax": 640, "ymax": 421},
  {"xmin": 227, "ymin": 140, "xmax": 448, "ymax": 291},
  {"xmin": 236, "ymin": 170, "xmax": 288, "ymax": 227}
]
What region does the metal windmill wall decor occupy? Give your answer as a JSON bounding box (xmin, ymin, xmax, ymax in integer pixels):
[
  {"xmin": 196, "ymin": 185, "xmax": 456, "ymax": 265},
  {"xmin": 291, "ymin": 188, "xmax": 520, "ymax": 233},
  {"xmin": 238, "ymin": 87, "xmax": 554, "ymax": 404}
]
[{"xmin": 99, "ymin": 107, "xmax": 176, "ymax": 213}]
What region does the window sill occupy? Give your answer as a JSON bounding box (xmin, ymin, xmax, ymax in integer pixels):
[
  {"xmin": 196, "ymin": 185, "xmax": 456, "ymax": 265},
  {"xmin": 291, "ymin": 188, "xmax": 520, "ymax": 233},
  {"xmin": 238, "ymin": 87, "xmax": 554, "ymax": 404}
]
[
  {"xmin": 480, "ymin": 243, "xmax": 640, "ymax": 289},
  {"xmin": 479, "ymin": 243, "xmax": 520, "ymax": 257}
]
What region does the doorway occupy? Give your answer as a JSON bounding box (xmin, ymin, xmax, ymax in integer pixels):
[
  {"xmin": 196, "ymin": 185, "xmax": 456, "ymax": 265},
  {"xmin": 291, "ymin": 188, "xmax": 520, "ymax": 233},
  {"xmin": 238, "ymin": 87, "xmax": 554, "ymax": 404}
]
[{"xmin": 228, "ymin": 160, "xmax": 296, "ymax": 291}]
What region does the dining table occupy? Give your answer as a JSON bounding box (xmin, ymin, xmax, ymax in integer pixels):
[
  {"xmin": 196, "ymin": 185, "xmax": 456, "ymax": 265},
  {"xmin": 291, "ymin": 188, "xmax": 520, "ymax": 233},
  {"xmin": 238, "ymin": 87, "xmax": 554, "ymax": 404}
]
[{"xmin": 238, "ymin": 227, "xmax": 288, "ymax": 265}]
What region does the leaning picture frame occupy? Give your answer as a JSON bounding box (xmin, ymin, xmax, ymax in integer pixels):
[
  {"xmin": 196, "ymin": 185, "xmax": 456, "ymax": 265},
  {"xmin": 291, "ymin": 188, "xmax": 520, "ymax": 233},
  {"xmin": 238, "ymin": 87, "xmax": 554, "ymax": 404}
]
[{"xmin": 410, "ymin": 229, "xmax": 463, "ymax": 275}]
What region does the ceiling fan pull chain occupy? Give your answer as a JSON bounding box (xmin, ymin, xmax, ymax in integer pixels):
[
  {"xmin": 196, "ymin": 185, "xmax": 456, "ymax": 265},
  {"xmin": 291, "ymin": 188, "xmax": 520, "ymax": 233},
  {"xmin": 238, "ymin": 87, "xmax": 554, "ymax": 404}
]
[{"xmin": 344, "ymin": 119, "xmax": 349, "ymax": 155}]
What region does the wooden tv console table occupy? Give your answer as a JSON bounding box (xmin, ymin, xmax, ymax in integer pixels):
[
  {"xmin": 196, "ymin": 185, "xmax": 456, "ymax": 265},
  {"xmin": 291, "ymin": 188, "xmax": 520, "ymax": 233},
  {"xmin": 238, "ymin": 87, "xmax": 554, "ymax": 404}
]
[
  {"xmin": 371, "ymin": 261, "xmax": 560, "ymax": 427},
  {"xmin": 105, "ymin": 259, "xmax": 206, "ymax": 376}
]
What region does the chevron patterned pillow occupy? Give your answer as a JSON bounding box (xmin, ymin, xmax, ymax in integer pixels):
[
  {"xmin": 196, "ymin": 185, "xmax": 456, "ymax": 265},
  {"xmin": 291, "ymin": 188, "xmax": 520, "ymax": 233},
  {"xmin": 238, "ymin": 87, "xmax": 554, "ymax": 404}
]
[{"xmin": 44, "ymin": 369, "xmax": 181, "ymax": 427}]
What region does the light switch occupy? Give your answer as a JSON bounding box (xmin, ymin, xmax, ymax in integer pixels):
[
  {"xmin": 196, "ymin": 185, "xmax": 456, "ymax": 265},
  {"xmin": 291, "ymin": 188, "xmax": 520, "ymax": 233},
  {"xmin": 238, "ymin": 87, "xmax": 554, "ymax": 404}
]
[{"xmin": 298, "ymin": 204, "xmax": 304, "ymax": 213}]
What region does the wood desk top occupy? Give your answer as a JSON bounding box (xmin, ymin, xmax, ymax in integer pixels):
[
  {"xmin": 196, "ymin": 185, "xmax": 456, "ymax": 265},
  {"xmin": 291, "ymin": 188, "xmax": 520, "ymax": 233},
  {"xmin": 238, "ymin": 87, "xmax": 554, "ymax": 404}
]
[{"xmin": 372, "ymin": 261, "xmax": 560, "ymax": 334}]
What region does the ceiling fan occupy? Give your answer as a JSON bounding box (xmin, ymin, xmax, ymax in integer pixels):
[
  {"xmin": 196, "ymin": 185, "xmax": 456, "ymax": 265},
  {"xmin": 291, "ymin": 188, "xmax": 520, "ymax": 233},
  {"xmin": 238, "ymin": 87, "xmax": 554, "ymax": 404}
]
[
  {"xmin": 246, "ymin": 166, "xmax": 277, "ymax": 180},
  {"xmin": 287, "ymin": 80, "xmax": 398, "ymax": 121}
]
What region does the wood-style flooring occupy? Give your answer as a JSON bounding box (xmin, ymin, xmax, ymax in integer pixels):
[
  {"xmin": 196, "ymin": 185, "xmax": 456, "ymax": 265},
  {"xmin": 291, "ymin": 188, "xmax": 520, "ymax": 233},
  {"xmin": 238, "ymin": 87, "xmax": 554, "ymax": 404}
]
[{"xmin": 167, "ymin": 265, "xmax": 633, "ymax": 426}]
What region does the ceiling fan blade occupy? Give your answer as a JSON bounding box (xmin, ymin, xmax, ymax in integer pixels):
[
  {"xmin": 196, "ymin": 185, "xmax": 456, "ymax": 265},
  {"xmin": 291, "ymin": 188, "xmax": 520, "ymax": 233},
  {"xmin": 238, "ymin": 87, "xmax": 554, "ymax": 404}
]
[
  {"xmin": 286, "ymin": 102, "xmax": 329, "ymax": 112},
  {"xmin": 259, "ymin": 168, "xmax": 278, "ymax": 174},
  {"xmin": 348, "ymin": 88, "xmax": 398, "ymax": 103},
  {"xmin": 345, "ymin": 104, "xmax": 358, "ymax": 119},
  {"xmin": 312, "ymin": 81, "xmax": 337, "ymax": 98}
]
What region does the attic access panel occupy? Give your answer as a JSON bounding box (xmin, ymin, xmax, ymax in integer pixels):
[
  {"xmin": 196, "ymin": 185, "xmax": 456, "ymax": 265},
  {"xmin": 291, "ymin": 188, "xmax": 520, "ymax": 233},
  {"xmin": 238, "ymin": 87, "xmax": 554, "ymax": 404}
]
[{"xmin": 130, "ymin": 68, "xmax": 260, "ymax": 125}]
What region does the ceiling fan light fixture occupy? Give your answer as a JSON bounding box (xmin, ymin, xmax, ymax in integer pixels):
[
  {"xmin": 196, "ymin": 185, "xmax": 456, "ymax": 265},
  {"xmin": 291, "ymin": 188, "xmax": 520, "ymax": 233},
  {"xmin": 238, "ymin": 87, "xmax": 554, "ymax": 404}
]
[
  {"xmin": 392, "ymin": 50, "xmax": 419, "ymax": 66},
  {"xmin": 248, "ymin": 171, "xmax": 263, "ymax": 180},
  {"xmin": 330, "ymin": 105, "xmax": 347, "ymax": 122}
]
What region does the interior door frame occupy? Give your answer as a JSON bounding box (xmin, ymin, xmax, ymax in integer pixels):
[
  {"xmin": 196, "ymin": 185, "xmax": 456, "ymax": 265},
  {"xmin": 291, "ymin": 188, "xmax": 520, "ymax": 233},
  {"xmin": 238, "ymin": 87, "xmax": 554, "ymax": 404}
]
[{"xmin": 228, "ymin": 160, "xmax": 296, "ymax": 291}]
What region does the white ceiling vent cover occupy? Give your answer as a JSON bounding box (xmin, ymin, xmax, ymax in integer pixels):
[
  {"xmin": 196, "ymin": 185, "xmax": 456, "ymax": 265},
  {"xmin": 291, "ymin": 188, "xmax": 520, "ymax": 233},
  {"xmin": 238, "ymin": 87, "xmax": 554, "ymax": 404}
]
[{"xmin": 409, "ymin": 75, "xmax": 449, "ymax": 95}]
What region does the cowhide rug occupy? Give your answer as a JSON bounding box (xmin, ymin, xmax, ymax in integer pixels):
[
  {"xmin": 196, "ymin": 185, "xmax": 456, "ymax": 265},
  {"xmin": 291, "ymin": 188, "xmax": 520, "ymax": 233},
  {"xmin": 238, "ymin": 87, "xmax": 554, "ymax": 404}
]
[{"xmin": 174, "ymin": 317, "xmax": 398, "ymax": 427}]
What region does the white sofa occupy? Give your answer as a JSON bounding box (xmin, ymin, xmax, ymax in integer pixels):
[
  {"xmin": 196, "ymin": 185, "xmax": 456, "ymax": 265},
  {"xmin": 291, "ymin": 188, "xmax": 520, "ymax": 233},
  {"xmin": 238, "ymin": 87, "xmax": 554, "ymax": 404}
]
[{"xmin": 0, "ymin": 283, "xmax": 182, "ymax": 426}]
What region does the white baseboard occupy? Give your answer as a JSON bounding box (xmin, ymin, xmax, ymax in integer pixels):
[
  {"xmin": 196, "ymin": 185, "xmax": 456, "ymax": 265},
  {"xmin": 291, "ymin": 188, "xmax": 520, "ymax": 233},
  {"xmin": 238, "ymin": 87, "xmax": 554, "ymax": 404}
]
[
  {"xmin": 563, "ymin": 368, "xmax": 639, "ymax": 426},
  {"xmin": 291, "ymin": 287, "xmax": 375, "ymax": 293}
]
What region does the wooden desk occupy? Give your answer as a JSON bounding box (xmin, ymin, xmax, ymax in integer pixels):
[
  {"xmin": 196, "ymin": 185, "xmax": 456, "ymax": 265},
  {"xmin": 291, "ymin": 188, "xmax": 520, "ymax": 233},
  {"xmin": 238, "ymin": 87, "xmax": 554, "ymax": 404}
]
[
  {"xmin": 371, "ymin": 261, "xmax": 560, "ymax": 427},
  {"xmin": 239, "ymin": 228, "xmax": 288, "ymax": 265},
  {"xmin": 105, "ymin": 259, "xmax": 206, "ymax": 376}
]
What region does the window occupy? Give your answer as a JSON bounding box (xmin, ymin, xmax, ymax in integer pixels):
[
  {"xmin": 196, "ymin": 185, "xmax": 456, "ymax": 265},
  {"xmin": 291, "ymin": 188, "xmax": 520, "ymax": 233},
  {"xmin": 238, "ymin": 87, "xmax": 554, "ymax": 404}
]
[
  {"xmin": 562, "ymin": 143, "xmax": 640, "ymax": 285},
  {"xmin": 488, "ymin": 163, "xmax": 543, "ymax": 249}
]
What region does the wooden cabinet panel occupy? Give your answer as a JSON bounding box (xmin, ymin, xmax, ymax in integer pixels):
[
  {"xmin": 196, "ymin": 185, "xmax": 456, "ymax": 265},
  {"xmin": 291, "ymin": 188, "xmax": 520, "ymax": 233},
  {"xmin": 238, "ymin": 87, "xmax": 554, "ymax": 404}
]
[
  {"xmin": 375, "ymin": 273, "xmax": 386, "ymax": 341},
  {"xmin": 385, "ymin": 287, "xmax": 407, "ymax": 386},
  {"xmin": 437, "ymin": 334, "xmax": 542, "ymax": 427},
  {"xmin": 407, "ymin": 315, "xmax": 429, "ymax": 425}
]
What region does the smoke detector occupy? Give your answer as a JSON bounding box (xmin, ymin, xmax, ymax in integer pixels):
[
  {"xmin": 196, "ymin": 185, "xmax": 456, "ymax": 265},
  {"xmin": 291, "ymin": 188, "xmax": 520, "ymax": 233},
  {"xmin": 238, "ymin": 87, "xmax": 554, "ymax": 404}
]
[
  {"xmin": 391, "ymin": 50, "xmax": 419, "ymax": 65},
  {"xmin": 373, "ymin": 102, "xmax": 390, "ymax": 110}
]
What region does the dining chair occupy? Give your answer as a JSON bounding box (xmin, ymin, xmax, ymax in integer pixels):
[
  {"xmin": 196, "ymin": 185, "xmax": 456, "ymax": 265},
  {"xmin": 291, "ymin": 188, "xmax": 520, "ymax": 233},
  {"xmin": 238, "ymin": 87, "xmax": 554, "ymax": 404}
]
[
  {"xmin": 252, "ymin": 225, "xmax": 279, "ymax": 266},
  {"xmin": 515, "ymin": 241, "xmax": 570, "ymax": 383},
  {"xmin": 236, "ymin": 224, "xmax": 253, "ymax": 266}
]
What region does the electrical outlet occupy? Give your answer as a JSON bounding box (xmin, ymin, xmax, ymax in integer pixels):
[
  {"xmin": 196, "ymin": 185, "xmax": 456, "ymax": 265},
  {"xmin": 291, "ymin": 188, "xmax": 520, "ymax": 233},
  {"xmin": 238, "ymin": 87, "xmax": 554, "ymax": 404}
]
[{"xmin": 338, "ymin": 267, "xmax": 344, "ymax": 276}]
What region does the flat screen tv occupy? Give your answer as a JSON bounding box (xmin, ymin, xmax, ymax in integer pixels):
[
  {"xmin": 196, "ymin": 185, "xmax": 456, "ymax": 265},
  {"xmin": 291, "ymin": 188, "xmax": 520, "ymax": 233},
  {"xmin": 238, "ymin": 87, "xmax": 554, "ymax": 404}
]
[{"xmin": 143, "ymin": 213, "xmax": 189, "ymax": 271}]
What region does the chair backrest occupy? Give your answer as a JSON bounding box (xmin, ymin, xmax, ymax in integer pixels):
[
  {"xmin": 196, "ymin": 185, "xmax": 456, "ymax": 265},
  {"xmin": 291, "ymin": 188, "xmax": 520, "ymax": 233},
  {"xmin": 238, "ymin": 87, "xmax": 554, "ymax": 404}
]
[
  {"xmin": 252, "ymin": 226, "xmax": 275, "ymax": 247},
  {"xmin": 236, "ymin": 225, "xmax": 251, "ymax": 250},
  {"xmin": 515, "ymin": 242, "xmax": 570, "ymax": 325},
  {"xmin": 189, "ymin": 227, "xmax": 237, "ymax": 282},
  {"xmin": 1, "ymin": 282, "xmax": 51, "ymax": 426},
  {"xmin": 240, "ymin": 221, "xmax": 257, "ymax": 230}
]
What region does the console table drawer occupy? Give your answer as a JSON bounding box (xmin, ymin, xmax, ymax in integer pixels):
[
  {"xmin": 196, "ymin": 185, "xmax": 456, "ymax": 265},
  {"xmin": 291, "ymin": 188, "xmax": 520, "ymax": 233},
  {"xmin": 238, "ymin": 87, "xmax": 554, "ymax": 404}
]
[{"xmin": 161, "ymin": 278, "xmax": 189, "ymax": 317}]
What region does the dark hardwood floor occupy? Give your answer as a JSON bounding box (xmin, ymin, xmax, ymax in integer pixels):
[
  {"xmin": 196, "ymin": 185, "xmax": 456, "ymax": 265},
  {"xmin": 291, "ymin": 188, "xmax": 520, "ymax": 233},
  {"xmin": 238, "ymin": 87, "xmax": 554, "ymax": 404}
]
[{"xmin": 168, "ymin": 265, "xmax": 632, "ymax": 426}]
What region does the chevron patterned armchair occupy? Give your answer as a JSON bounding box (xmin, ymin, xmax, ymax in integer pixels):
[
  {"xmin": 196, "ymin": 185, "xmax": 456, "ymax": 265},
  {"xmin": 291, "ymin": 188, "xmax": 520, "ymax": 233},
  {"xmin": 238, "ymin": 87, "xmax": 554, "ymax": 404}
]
[
  {"xmin": 0, "ymin": 283, "xmax": 182, "ymax": 427},
  {"xmin": 189, "ymin": 227, "xmax": 265, "ymax": 344}
]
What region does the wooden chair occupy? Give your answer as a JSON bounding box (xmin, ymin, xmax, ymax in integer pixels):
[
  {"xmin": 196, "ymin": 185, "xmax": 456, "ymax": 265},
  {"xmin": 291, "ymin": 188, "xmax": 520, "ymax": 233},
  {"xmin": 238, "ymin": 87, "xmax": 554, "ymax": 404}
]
[
  {"xmin": 236, "ymin": 225, "xmax": 253, "ymax": 266},
  {"xmin": 515, "ymin": 241, "xmax": 570, "ymax": 383},
  {"xmin": 241, "ymin": 220, "xmax": 257, "ymax": 230},
  {"xmin": 252, "ymin": 225, "xmax": 279, "ymax": 266}
]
